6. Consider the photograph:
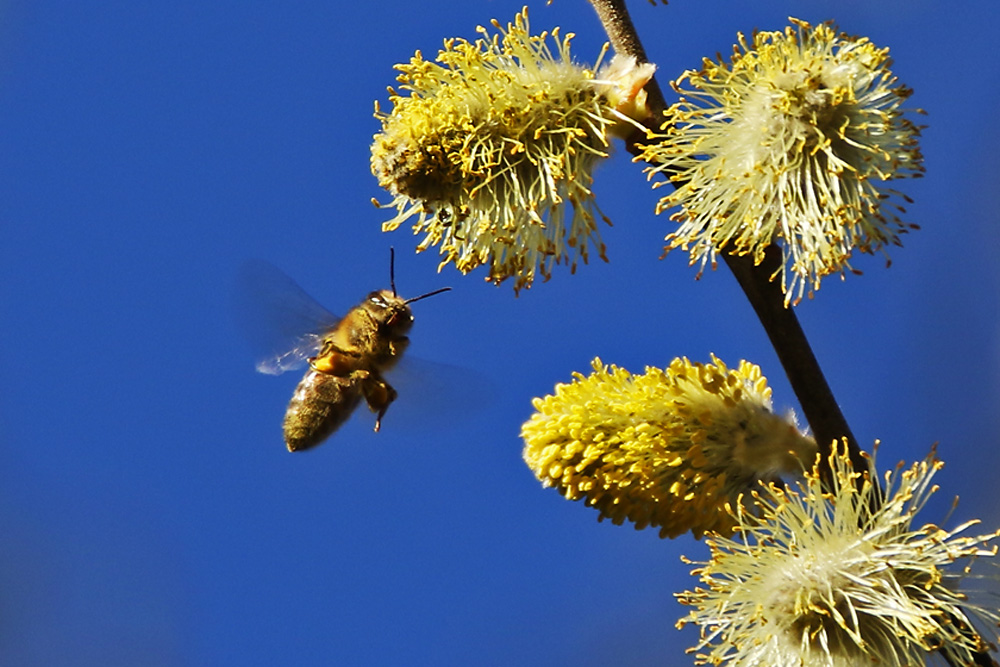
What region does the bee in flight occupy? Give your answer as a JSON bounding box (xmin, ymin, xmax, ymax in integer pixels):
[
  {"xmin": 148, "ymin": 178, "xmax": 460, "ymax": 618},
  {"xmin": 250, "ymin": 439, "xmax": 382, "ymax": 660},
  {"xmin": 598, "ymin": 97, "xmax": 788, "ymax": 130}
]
[{"xmin": 236, "ymin": 250, "xmax": 450, "ymax": 452}]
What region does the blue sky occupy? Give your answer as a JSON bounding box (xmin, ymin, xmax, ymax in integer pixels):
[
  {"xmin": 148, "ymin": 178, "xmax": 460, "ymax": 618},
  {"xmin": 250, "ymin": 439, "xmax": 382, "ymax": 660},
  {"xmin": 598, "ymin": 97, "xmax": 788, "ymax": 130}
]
[{"xmin": 2, "ymin": 1, "xmax": 999, "ymax": 665}]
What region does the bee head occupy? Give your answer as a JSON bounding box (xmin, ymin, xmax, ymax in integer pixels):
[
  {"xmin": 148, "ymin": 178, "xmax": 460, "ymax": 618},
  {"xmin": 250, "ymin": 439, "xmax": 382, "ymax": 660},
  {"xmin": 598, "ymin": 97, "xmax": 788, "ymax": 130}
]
[
  {"xmin": 366, "ymin": 289, "xmax": 414, "ymax": 335},
  {"xmin": 374, "ymin": 248, "xmax": 451, "ymax": 334}
]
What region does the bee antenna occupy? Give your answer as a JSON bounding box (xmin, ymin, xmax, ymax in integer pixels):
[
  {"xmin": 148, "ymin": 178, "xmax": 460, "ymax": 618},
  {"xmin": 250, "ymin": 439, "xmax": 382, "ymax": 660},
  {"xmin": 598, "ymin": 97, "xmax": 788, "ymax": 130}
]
[
  {"xmin": 405, "ymin": 287, "xmax": 451, "ymax": 305},
  {"xmin": 389, "ymin": 247, "xmax": 397, "ymax": 297}
]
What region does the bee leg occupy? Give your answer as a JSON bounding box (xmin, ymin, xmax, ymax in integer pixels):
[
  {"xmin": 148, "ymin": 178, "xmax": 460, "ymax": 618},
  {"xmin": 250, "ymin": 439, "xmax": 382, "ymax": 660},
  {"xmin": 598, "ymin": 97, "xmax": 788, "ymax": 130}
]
[
  {"xmin": 387, "ymin": 336, "xmax": 409, "ymax": 358},
  {"xmin": 361, "ymin": 375, "xmax": 397, "ymax": 432}
]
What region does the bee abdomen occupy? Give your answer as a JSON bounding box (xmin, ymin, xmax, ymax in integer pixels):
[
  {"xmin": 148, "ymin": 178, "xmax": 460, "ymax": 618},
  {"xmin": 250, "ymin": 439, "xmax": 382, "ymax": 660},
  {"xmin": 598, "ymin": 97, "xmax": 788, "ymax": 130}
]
[{"xmin": 283, "ymin": 369, "xmax": 364, "ymax": 452}]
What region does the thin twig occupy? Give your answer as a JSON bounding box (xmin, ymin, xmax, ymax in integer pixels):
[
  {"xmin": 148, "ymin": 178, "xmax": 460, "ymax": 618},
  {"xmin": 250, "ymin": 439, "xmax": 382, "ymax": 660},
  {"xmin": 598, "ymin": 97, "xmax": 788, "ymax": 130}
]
[
  {"xmin": 584, "ymin": 4, "xmax": 997, "ymax": 664},
  {"xmin": 586, "ymin": 0, "xmax": 862, "ymax": 492},
  {"xmin": 721, "ymin": 249, "xmax": 869, "ymax": 495}
]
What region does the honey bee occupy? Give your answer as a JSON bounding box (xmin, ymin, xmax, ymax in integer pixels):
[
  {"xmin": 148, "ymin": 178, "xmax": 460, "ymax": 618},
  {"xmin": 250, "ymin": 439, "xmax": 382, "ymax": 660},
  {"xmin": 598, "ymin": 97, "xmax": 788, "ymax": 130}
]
[{"xmin": 236, "ymin": 251, "xmax": 450, "ymax": 452}]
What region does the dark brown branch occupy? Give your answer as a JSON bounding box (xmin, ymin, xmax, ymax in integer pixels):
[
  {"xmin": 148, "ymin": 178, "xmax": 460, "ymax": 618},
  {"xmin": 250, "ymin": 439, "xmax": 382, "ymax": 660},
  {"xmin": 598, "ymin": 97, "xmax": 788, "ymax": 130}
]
[
  {"xmin": 585, "ymin": 3, "xmax": 997, "ymax": 664},
  {"xmin": 587, "ymin": 0, "xmax": 864, "ymax": 489},
  {"xmin": 721, "ymin": 249, "xmax": 869, "ymax": 494},
  {"xmin": 587, "ymin": 0, "xmax": 667, "ymax": 132},
  {"xmin": 588, "ymin": 0, "xmax": 655, "ymax": 76}
]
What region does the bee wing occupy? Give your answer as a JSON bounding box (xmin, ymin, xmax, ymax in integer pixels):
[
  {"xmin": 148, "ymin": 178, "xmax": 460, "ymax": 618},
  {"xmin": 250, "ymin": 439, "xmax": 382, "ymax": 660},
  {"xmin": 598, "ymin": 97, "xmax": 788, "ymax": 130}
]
[
  {"xmin": 374, "ymin": 357, "xmax": 495, "ymax": 433},
  {"xmin": 253, "ymin": 332, "xmax": 325, "ymax": 376},
  {"xmin": 233, "ymin": 259, "xmax": 342, "ymax": 375}
]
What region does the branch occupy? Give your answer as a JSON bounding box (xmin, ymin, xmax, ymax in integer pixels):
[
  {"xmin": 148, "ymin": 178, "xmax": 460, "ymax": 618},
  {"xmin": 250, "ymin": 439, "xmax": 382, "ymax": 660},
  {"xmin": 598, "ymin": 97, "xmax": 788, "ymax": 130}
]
[
  {"xmin": 721, "ymin": 249, "xmax": 869, "ymax": 497},
  {"xmin": 585, "ymin": 3, "xmax": 996, "ymax": 664},
  {"xmin": 587, "ymin": 0, "xmax": 863, "ymax": 491}
]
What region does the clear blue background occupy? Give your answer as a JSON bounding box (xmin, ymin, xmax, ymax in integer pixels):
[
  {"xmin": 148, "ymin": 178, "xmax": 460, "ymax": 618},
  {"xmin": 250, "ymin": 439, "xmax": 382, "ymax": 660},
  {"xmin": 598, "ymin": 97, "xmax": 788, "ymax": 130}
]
[{"xmin": 2, "ymin": 1, "xmax": 999, "ymax": 665}]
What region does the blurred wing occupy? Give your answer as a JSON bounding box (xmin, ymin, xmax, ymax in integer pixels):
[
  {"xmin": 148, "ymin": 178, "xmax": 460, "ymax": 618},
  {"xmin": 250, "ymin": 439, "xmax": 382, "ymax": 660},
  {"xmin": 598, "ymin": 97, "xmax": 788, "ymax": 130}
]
[
  {"xmin": 254, "ymin": 332, "xmax": 325, "ymax": 376},
  {"xmin": 375, "ymin": 357, "xmax": 495, "ymax": 434},
  {"xmin": 233, "ymin": 259, "xmax": 342, "ymax": 375}
]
